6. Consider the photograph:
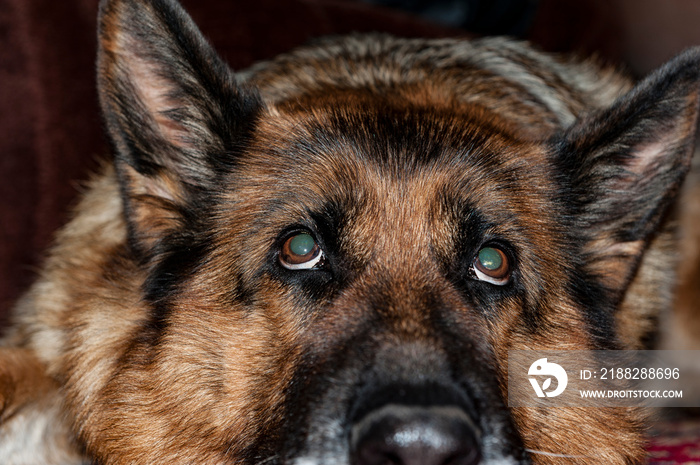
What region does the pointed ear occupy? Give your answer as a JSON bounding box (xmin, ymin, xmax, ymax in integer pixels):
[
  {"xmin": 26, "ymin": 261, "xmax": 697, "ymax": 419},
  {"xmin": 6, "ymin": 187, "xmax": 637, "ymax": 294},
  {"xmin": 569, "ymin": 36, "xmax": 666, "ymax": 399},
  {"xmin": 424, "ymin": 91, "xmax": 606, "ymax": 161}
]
[
  {"xmin": 97, "ymin": 0, "xmax": 262, "ymax": 252},
  {"xmin": 555, "ymin": 48, "xmax": 700, "ymax": 296}
]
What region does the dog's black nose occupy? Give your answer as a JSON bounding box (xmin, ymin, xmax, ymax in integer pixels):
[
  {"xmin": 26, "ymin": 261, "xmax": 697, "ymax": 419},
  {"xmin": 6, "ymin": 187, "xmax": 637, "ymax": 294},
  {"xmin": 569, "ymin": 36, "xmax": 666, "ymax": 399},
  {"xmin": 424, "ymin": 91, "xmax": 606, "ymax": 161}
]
[{"xmin": 350, "ymin": 404, "xmax": 481, "ymax": 465}]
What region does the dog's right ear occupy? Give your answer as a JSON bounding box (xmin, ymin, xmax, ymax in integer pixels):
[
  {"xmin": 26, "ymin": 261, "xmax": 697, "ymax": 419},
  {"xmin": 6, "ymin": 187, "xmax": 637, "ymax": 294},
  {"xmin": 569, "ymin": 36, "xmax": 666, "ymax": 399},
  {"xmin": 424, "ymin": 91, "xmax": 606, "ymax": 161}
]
[{"xmin": 97, "ymin": 0, "xmax": 262, "ymax": 253}]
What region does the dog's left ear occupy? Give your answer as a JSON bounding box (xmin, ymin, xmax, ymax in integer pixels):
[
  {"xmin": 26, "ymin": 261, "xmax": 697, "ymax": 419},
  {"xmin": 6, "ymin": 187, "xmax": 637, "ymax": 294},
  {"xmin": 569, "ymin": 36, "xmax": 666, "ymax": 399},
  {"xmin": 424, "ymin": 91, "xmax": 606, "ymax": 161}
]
[{"xmin": 555, "ymin": 48, "xmax": 700, "ymax": 296}]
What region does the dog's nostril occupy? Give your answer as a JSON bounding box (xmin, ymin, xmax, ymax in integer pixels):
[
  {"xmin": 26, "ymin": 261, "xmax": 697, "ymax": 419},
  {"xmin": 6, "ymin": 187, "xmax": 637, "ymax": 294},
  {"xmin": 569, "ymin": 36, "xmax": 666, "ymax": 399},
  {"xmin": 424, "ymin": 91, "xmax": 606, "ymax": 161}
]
[{"xmin": 350, "ymin": 404, "xmax": 481, "ymax": 465}]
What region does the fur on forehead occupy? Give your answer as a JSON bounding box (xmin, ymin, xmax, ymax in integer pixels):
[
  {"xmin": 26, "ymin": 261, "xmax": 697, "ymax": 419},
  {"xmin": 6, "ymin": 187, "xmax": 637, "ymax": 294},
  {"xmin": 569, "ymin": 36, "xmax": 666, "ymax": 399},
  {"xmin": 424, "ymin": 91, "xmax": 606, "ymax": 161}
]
[{"xmin": 226, "ymin": 90, "xmax": 558, "ymax": 223}]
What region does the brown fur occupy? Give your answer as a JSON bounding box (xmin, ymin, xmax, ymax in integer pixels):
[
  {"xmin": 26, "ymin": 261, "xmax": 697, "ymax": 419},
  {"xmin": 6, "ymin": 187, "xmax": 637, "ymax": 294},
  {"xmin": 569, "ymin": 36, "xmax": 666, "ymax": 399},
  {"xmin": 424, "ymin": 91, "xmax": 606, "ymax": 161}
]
[{"xmin": 2, "ymin": 0, "xmax": 700, "ymax": 464}]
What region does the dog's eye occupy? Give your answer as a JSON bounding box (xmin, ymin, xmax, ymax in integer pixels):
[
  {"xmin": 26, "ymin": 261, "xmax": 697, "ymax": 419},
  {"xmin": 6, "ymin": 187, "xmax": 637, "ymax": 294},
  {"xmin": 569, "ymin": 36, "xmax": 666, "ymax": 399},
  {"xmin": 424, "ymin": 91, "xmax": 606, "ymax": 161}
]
[
  {"xmin": 473, "ymin": 246, "xmax": 510, "ymax": 285},
  {"xmin": 279, "ymin": 233, "xmax": 325, "ymax": 270}
]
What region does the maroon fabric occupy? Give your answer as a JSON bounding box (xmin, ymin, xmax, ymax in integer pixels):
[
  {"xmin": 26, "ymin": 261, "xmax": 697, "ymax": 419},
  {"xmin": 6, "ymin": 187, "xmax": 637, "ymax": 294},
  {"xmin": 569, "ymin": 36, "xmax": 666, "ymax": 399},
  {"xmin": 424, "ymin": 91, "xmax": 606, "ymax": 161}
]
[
  {"xmin": 0, "ymin": 0, "xmax": 103, "ymax": 327},
  {"xmin": 647, "ymin": 418, "xmax": 700, "ymax": 464},
  {"xmin": 0, "ymin": 0, "xmax": 461, "ymax": 328},
  {"xmin": 529, "ymin": 0, "xmax": 625, "ymax": 61}
]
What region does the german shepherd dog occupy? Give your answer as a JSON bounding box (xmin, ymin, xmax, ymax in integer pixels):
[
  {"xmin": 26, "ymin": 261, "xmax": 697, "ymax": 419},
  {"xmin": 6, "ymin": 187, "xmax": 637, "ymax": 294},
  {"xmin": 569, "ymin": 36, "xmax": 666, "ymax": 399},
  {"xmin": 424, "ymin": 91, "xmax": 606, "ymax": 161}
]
[{"xmin": 2, "ymin": 0, "xmax": 700, "ymax": 463}]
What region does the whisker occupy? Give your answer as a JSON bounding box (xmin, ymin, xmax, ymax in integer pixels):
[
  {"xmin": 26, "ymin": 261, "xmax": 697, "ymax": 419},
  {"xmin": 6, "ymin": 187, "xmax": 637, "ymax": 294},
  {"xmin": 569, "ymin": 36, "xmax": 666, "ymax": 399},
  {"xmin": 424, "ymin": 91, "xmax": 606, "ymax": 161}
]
[
  {"xmin": 525, "ymin": 448, "xmax": 590, "ymax": 459},
  {"xmin": 254, "ymin": 455, "xmax": 280, "ymax": 465}
]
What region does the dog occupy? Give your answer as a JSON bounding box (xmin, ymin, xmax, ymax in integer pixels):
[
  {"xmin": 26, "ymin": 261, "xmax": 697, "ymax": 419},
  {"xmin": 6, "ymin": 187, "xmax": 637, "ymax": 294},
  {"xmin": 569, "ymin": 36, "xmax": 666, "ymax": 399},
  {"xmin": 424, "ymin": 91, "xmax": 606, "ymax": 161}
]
[{"xmin": 1, "ymin": 0, "xmax": 700, "ymax": 463}]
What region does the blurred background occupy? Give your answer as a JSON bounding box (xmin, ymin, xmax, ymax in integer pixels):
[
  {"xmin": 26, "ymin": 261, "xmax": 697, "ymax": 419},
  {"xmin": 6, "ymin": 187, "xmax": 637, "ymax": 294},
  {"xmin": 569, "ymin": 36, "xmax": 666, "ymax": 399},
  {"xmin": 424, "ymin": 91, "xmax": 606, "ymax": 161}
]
[{"xmin": 364, "ymin": 0, "xmax": 700, "ymax": 76}]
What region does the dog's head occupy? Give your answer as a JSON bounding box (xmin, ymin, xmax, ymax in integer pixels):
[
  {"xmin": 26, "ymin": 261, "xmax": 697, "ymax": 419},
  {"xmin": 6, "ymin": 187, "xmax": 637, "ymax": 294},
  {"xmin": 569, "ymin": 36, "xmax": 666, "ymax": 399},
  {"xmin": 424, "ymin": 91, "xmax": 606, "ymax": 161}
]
[{"xmin": 78, "ymin": 0, "xmax": 700, "ymax": 463}]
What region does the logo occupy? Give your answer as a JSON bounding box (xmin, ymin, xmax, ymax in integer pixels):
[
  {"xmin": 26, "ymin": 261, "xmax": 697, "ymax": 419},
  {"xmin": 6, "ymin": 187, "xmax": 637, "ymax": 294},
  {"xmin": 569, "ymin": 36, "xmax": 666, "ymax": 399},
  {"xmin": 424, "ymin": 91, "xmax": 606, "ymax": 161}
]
[{"xmin": 528, "ymin": 358, "xmax": 568, "ymax": 398}]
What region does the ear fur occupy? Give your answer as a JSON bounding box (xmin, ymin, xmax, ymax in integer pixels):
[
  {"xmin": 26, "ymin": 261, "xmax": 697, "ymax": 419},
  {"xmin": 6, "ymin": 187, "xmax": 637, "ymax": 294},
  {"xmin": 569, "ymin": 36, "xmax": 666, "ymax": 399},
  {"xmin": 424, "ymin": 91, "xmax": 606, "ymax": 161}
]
[
  {"xmin": 97, "ymin": 0, "xmax": 262, "ymax": 253},
  {"xmin": 555, "ymin": 47, "xmax": 700, "ymax": 298}
]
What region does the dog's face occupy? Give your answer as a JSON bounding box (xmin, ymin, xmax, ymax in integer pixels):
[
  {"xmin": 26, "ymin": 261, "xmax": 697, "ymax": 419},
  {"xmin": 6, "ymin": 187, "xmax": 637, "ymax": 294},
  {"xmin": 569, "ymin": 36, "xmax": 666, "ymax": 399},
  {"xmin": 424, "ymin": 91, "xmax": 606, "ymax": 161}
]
[{"xmin": 40, "ymin": 0, "xmax": 700, "ymax": 463}]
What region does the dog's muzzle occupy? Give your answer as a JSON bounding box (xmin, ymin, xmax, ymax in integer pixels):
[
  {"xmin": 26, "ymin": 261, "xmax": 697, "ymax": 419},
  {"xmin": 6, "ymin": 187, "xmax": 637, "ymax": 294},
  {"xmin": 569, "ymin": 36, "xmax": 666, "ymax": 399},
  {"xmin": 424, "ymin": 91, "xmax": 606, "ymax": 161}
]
[{"xmin": 285, "ymin": 341, "xmax": 528, "ymax": 464}]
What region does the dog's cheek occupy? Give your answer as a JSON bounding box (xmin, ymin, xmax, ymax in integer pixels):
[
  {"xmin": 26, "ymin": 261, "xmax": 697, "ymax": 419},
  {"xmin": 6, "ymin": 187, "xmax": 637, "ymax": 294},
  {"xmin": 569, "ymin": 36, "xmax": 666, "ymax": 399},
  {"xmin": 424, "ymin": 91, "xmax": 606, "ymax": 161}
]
[
  {"xmin": 52, "ymin": 235, "xmax": 289, "ymax": 463},
  {"xmin": 484, "ymin": 294, "xmax": 646, "ymax": 464},
  {"xmin": 512, "ymin": 407, "xmax": 647, "ymax": 464},
  {"xmin": 70, "ymin": 296, "xmax": 297, "ymax": 462},
  {"xmin": 190, "ymin": 276, "xmax": 313, "ymax": 457}
]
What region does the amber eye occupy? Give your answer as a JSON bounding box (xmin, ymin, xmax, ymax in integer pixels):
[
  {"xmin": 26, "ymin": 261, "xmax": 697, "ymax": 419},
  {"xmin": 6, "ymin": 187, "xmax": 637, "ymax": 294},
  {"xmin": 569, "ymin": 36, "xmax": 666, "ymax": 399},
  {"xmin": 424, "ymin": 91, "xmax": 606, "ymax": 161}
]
[
  {"xmin": 279, "ymin": 232, "xmax": 324, "ymax": 270},
  {"xmin": 473, "ymin": 246, "xmax": 511, "ymax": 285}
]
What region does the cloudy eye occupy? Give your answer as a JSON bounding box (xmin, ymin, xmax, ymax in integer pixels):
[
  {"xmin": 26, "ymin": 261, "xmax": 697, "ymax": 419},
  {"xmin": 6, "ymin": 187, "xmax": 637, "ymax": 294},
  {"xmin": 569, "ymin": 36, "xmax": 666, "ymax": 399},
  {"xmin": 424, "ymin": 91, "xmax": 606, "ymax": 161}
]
[
  {"xmin": 279, "ymin": 232, "xmax": 325, "ymax": 270},
  {"xmin": 472, "ymin": 246, "xmax": 511, "ymax": 285}
]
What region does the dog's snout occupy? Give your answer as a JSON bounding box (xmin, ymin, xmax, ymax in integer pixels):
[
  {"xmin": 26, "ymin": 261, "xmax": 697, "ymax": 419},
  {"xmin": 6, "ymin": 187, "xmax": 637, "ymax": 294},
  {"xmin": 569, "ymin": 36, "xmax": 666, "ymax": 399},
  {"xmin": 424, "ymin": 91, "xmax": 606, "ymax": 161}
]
[{"xmin": 350, "ymin": 404, "xmax": 481, "ymax": 465}]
